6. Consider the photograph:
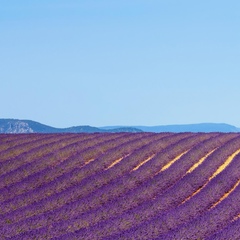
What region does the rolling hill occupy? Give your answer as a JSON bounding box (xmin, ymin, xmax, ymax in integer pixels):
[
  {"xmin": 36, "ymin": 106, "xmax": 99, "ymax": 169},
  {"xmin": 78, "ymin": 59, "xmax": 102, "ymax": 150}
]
[{"xmin": 102, "ymin": 123, "xmax": 240, "ymax": 133}]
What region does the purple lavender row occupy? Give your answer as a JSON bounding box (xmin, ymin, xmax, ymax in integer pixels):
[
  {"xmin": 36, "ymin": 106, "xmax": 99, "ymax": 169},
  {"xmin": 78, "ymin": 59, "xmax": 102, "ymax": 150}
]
[
  {"xmin": 0, "ymin": 133, "xmax": 127, "ymax": 203},
  {"xmin": 0, "ymin": 133, "xmax": 115, "ymax": 178},
  {"xmin": 3, "ymin": 133, "xmax": 208, "ymax": 237},
  {"xmin": 158, "ymin": 178, "xmax": 240, "ymax": 239},
  {"xmin": 0, "ymin": 133, "xmax": 97, "ymax": 171},
  {"xmin": 0, "ymin": 133, "xmax": 156, "ymax": 215},
  {"xmin": 0, "ymin": 134, "xmax": 61, "ymax": 163},
  {"xmin": 0, "ymin": 133, "xmax": 47, "ymax": 153},
  {"xmin": 0, "ymin": 133, "xmax": 50, "ymax": 145},
  {"xmin": 101, "ymin": 140, "xmax": 240, "ymax": 239},
  {"xmin": 0, "ymin": 133, "xmax": 98, "ymax": 190},
  {"xmin": 0, "ymin": 133, "xmax": 28, "ymax": 143},
  {"xmin": 1, "ymin": 134, "xmax": 72, "ymax": 162},
  {"xmin": 46, "ymin": 133, "xmax": 228, "ymax": 240},
  {"xmin": 0, "ymin": 134, "xmax": 95, "ymax": 177},
  {"xmin": 0, "ymin": 133, "xmax": 152, "ymax": 226},
  {"xmin": 205, "ymin": 217, "xmax": 240, "ymax": 240},
  {"xmin": 0, "ymin": 133, "xmax": 80, "ymax": 175}
]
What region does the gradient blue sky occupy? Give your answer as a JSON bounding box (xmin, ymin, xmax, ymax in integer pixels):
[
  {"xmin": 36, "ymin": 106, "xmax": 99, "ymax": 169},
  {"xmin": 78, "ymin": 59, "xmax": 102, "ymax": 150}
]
[{"xmin": 1, "ymin": 0, "xmax": 239, "ymax": 128}]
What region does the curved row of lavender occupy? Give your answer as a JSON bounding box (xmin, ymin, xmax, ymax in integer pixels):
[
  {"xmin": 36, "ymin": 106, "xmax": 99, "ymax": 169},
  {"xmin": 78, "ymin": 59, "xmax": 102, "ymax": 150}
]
[{"xmin": 0, "ymin": 132, "xmax": 239, "ymax": 239}]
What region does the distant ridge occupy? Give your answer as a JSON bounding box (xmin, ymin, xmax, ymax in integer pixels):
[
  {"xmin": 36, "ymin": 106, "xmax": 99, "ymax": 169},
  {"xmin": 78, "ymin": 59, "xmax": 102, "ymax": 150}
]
[
  {"xmin": 0, "ymin": 119, "xmax": 239, "ymax": 133},
  {"xmin": 134, "ymin": 123, "xmax": 239, "ymax": 133},
  {"xmin": 101, "ymin": 123, "xmax": 240, "ymax": 133},
  {"xmin": 0, "ymin": 119, "xmax": 142, "ymax": 133}
]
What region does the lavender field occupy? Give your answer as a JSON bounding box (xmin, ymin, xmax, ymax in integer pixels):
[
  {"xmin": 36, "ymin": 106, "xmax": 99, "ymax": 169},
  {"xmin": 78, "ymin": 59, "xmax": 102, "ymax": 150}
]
[{"xmin": 0, "ymin": 132, "xmax": 240, "ymax": 239}]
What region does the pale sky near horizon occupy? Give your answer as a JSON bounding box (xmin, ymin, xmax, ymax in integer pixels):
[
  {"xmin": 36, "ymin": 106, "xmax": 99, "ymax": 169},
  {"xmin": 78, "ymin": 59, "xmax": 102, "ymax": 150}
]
[{"xmin": 1, "ymin": 0, "xmax": 240, "ymax": 128}]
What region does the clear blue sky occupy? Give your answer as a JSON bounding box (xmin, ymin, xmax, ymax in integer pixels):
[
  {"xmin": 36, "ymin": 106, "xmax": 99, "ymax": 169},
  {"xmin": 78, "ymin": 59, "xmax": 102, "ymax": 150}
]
[{"xmin": 1, "ymin": 0, "xmax": 239, "ymax": 128}]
